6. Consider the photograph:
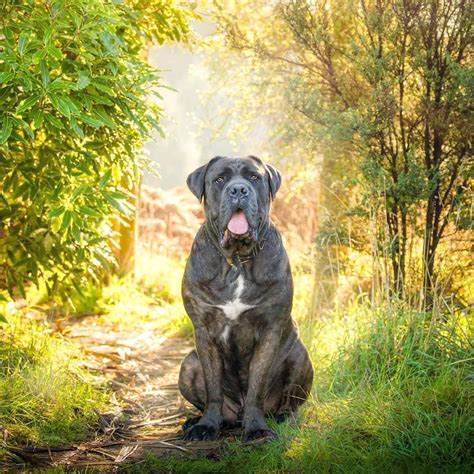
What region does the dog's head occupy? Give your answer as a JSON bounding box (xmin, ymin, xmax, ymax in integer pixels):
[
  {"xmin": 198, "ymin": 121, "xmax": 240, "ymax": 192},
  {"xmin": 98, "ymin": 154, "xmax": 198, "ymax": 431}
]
[{"xmin": 186, "ymin": 156, "xmax": 281, "ymax": 248}]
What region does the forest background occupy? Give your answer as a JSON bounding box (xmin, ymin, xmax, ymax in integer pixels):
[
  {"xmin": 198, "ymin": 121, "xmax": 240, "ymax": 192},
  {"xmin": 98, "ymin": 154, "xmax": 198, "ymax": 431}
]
[{"xmin": 0, "ymin": 0, "xmax": 472, "ymax": 472}]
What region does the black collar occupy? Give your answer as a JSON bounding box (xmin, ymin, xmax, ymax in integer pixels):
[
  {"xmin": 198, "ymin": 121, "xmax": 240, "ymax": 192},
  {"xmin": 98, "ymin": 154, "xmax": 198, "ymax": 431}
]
[{"xmin": 203, "ymin": 223, "xmax": 267, "ymax": 267}]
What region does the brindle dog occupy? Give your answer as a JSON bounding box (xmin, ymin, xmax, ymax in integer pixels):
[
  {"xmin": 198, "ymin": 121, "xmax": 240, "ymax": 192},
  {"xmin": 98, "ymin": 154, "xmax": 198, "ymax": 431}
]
[{"xmin": 179, "ymin": 155, "xmax": 313, "ymax": 441}]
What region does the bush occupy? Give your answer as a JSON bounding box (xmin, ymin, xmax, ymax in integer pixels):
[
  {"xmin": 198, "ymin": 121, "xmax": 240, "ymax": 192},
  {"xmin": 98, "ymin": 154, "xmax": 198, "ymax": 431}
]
[{"xmin": 0, "ymin": 0, "xmax": 192, "ymax": 301}]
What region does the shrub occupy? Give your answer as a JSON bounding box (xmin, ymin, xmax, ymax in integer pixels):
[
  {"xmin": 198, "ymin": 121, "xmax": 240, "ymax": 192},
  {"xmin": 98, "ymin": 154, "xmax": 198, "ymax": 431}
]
[{"xmin": 0, "ymin": 0, "xmax": 192, "ymax": 301}]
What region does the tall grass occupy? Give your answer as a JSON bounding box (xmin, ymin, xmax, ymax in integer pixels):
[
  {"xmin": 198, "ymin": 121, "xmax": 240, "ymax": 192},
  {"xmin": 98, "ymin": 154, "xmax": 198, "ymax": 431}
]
[
  {"xmin": 303, "ymin": 303, "xmax": 473, "ymax": 471},
  {"xmin": 0, "ymin": 310, "xmax": 106, "ymax": 459},
  {"xmin": 137, "ymin": 253, "xmax": 473, "ymax": 472}
]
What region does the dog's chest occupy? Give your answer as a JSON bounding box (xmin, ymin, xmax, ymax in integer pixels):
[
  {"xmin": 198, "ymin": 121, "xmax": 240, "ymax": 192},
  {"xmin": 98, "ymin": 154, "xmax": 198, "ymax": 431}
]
[
  {"xmin": 215, "ymin": 275, "xmax": 254, "ymax": 321},
  {"xmin": 211, "ymin": 273, "xmax": 257, "ymax": 345}
]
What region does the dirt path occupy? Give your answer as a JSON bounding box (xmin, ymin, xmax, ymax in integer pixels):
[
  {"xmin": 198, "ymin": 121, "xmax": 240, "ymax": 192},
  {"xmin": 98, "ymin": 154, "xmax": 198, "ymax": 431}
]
[{"xmin": 14, "ymin": 316, "xmax": 229, "ymax": 471}]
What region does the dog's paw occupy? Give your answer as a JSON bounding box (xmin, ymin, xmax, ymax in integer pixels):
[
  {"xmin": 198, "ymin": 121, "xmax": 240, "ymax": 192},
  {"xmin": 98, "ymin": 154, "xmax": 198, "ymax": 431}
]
[
  {"xmin": 182, "ymin": 415, "xmax": 201, "ymax": 431},
  {"xmin": 244, "ymin": 428, "xmax": 278, "ymax": 442},
  {"xmin": 183, "ymin": 423, "xmax": 218, "ymax": 441},
  {"xmin": 273, "ymin": 410, "xmax": 297, "ymax": 425}
]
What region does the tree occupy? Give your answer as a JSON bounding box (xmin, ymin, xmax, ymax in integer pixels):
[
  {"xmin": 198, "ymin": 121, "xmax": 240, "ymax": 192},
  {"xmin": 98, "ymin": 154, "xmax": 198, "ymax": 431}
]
[
  {"xmin": 207, "ymin": 0, "xmax": 473, "ymax": 304},
  {"xmin": 0, "ymin": 0, "xmax": 193, "ymax": 302}
]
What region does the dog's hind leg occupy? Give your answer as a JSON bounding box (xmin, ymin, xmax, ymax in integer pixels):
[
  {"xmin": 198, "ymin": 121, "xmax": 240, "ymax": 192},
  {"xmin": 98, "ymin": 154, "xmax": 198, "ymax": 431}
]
[
  {"xmin": 179, "ymin": 350, "xmax": 206, "ymax": 412},
  {"xmin": 264, "ymin": 338, "xmax": 313, "ymax": 422}
]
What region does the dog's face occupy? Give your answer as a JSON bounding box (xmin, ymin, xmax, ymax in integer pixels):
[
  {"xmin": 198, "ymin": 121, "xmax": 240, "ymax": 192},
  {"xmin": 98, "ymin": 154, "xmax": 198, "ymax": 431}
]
[{"xmin": 187, "ymin": 156, "xmax": 281, "ymax": 248}]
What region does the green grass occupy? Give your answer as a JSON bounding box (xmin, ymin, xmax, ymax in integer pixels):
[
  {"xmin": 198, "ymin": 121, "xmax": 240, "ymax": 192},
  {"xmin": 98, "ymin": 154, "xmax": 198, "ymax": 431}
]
[
  {"xmin": 0, "ymin": 310, "xmax": 107, "ymax": 458},
  {"xmin": 0, "ymin": 252, "xmax": 192, "ymax": 465},
  {"xmin": 1, "ymin": 252, "xmax": 472, "ymax": 472},
  {"xmin": 92, "ymin": 253, "xmax": 194, "ymax": 338},
  {"xmin": 133, "ymin": 298, "xmax": 473, "ymax": 473}
]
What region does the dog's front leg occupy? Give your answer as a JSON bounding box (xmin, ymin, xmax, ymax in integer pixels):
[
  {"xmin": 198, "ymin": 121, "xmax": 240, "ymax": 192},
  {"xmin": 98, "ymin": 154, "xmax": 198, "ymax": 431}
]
[
  {"xmin": 183, "ymin": 325, "xmax": 223, "ymax": 441},
  {"xmin": 243, "ymin": 328, "xmax": 280, "ymax": 441}
]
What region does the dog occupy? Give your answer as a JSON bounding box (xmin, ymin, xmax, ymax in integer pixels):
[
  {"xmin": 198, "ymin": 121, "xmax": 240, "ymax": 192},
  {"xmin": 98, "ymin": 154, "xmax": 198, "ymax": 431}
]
[{"xmin": 178, "ymin": 155, "xmax": 313, "ymax": 441}]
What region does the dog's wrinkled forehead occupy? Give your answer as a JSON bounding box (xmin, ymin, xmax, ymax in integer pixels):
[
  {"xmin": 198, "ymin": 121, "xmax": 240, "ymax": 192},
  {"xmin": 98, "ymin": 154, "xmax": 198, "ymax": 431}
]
[{"xmin": 207, "ymin": 156, "xmax": 264, "ymax": 179}]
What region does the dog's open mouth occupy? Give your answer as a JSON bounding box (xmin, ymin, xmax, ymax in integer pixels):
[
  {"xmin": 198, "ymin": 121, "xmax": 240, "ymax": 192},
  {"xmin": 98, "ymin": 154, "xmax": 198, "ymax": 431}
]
[
  {"xmin": 227, "ymin": 209, "xmax": 249, "ymax": 235},
  {"xmin": 220, "ymin": 209, "xmax": 253, "ymax": 246}
]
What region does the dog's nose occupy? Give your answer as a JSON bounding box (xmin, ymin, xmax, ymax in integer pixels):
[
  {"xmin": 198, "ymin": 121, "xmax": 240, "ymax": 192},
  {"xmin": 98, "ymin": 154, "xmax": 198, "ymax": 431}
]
[{"xmin": 229, "ymin": 184, "xmax": 249, "ymax": 198}]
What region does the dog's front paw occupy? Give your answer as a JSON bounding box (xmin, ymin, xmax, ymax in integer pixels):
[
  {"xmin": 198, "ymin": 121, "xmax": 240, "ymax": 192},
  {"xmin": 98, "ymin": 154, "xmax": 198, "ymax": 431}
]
[
  {"xmin": 183, "ymin": 423, "xmax": 218, "ymax": 441},
  {"xmin": 244, "ymin": 428, "xmax": 277, "ymax": 442},
  {"xmin": 182, "ymin": 415, "xmax": 201, "ymax": 431}
]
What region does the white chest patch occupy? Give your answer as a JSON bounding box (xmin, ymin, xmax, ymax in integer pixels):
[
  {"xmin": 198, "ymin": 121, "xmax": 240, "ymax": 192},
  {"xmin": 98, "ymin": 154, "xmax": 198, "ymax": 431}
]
[
  {"xmin": 220, "ymin": 324, "xmax": 231, "ymax": 343},
  {"xmin": 216, "ymin": 275, "xmax": 255, "ymax": 321}
]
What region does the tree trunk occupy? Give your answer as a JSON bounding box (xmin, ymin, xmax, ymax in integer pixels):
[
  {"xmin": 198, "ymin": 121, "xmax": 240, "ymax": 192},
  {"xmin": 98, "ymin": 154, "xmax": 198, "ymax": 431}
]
[
  {"xmin": 311, "ymin": 152, "xmax": 343, "ymax": 318},
  {"xmin": 111, "ymin": 179, "xmax": 140, "ymax": 277}
]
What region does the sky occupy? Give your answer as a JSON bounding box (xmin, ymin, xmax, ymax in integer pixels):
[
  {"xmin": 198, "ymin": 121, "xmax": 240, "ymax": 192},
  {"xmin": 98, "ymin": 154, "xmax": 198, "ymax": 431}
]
[{"xmin": 144, "ymin": 21, "xmax": 264, "ymax": 190}]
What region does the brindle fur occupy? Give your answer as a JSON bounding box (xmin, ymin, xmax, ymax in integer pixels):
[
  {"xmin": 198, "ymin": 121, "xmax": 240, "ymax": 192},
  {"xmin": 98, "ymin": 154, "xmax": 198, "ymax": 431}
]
[{"xmin": 179, "ymin": 156, "xmax": 313, "ymax": 441}]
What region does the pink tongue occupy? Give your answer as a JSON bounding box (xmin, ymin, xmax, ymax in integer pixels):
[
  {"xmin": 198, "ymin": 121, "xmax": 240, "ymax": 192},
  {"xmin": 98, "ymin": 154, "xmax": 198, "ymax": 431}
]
[{"xmin": 227, "ymin": 210, "xmax": 249, "ymax": 235}]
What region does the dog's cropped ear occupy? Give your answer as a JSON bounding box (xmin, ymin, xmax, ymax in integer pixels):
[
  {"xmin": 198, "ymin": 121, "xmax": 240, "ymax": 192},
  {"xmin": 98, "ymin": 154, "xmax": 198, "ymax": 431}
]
[
  {"xmin": 186, "ymin": 157, "xmax": 222, "ymax": 202},
  {"xmin": 264, "ymin": 163, "xmax": 282, "ymax": 200}
]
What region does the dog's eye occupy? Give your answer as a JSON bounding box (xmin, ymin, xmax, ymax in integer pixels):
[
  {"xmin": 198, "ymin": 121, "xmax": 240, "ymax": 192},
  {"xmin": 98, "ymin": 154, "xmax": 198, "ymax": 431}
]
[
  {"xmin": 250, "ymin": 174, "xmax": 260, "ymax": 181},
  {"xmin": 214, "ymin": 176, "xmax": 225, "ymax": 184}
]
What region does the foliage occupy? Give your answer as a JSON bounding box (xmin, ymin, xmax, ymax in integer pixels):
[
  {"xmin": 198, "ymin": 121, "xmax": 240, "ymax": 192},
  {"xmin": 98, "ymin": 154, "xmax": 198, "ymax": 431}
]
[
  {"xmin": 0, "ymin": 0, "xmax": 193, "ymax": 302},
  {"xmin": 203, "ymin": 0, "xmax": 473, "ymax": 306}
]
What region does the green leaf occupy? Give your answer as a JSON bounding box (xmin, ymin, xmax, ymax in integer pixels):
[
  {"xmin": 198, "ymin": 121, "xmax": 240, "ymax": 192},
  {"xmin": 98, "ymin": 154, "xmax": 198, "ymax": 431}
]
[
  {"xmin": 40, "ymin": 59, "xmax": 49, "ymax": 86},
  {"xmin": 79, "ymin": 205, "xmax": 100, "ymax": 217},
  {"xmin": 48, "ymin": 206, "xmax": 65, "ymax": 218},
  {"xmin": 13, "ymin": 182, "xmax": 29, "ymax": 199},
  {"xmin": 31, "ymin": 49, "xmax": 47, "ymax": 64},
  {"xmin": 61, "ymin": 210, "xmax": 72, "ymax": 230},
  {"xmin": 0, "ymin": 314, "xmax": 8, "ymax": 324},
  {"xmin": 94, "ymin": 252, "xmax": 110, "ymax": 271},
  {"xmin": 72, "ymin": 184, "xmax": 88, "ymax": 200},
  {"xmin": 16, "ymin": 277, "xmax": 26, "ymax": 299},
  {"xmin": 94, "ymin": 107, "xmax": 116, "ymax": 128},
  {"xmin": 49, "ymin": 94, "xmax": 70, "ymax": 118},
  {"xmin": 0, "ymin": 71, "xmax": 14, "ymax": 84},
  {"xmin": 70, "ymin": 116, "xmax": 84, "ymax": 139},
  {"xmin": 94, "ymin": 82, "xmax": 115, "ymax": 96},
  {"xmin": 105, "ymin": 194, "xmax": 125, "ymax": 213},
  {"xmin": 99, "ymin": 169, "xmax": 112, "ymax": 189},
  {"xmin": 76, "ymin": 74, "xmax": 91, "ymax": 90},
  {"xmin": 71, "ymin": 224, "xmax": 81, "ymax": 241},
  {"xmin": 48, "ymin": 78, "xmax": 76, "ymax": 92},
  {"xmin": 0, "ymin": 116, "xmax": 12, "ymax": 144},
  {"xmin": 16, "ymin": 95, "xmax": 40, "ymax": 113},
  {"xmin": 45, "ymin": 114, "xmax": 64, "ymax": 129},
  {"xmin": 48, "ymin": 45, "xmax": 63, "ymax": 60},
  {"xmin": 18, "ymin": 32, "xmax": 29, "ymax": 55},
  {"xmin": 33, "ymin": 109, "xmax": 44, "ymax": 128},
  {"xmin": 3, "ymin": 28, "xmax": 13, "ymax": 41},
  {"xmin": 43, "ymin": 27, "xmax": 52, "ymax": 46},
  {"xmin": 21, "ymin": 75, "xmax": 33, "ymax": 92},
  {"xmin": 58, "ymin": 95, "xmax": 79, "ymax": 115},
  {"xmin": 109, "ymin": 62, "xmax": 118, "ymax": 76},
  {"xmin": 99, "ymin": 31, "xmax": 120, "ymax": 55},
  {"xmin": 106, "ymin": 191, "xmax": 127, "ymax": 200},
  {"xmin": 79, "ymin": 113, "xmax": 103, "ymax": 128},
  {"xmin": 17, "ymin": 118, "xmax": 34, "ymax": 138}
]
